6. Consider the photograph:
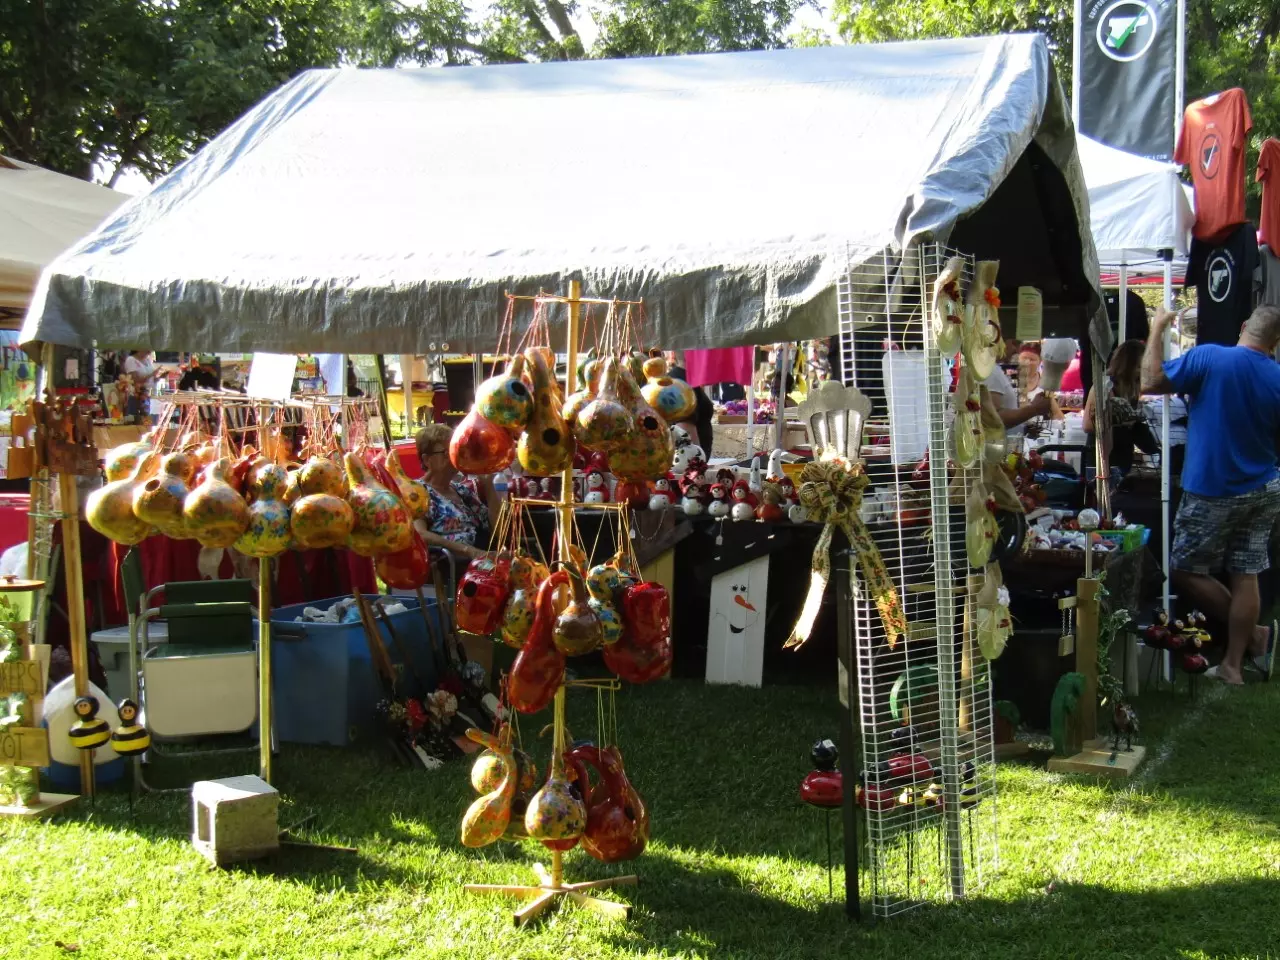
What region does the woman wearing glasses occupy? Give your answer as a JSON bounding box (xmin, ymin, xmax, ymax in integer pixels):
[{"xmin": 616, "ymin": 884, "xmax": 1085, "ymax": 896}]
[{"xmin": 413, "ymin": 424, "xmax": 501, "ymax": 562}]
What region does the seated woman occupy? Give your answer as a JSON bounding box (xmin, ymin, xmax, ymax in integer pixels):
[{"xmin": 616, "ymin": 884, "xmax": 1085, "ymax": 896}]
[
  {"xmin": 1083, "ymin": 339, "xmax": 1157, "ymax": 474},
  {"xmin": 412, "ymin": 424, "xmax": 502, "ymax": 563}
]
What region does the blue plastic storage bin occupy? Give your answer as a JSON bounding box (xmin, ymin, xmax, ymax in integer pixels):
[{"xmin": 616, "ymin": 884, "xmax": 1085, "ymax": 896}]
[{"xmin": 258, "ymin": 594, "xmax": 444, "ymax": 747}]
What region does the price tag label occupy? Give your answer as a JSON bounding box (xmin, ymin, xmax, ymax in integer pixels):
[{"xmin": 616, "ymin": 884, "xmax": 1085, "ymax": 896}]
[{"xmin": 1015, "ymin": 287, "xmax": 1043, "ymax": 341}]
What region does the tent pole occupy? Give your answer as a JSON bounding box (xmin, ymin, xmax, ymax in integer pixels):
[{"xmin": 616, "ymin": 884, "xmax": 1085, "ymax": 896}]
[
  {"xmin": 746, "ymin": 382, "xmax": 755, "ymax": 455},
  {"xmin": 401, "ymin": 354, "xmax": 415, "ymax": 440},
  {"xmin": 1161, "ymin": 252, "xmax": 1174, "ymax": 682},
  {"xmin": 774, "ymin": 343, "xmax": 789, "ymax": 452},
  {"xmin": 372, "ymin": 356, "xmax": 393, "ymax": 451},
  {"xmin": 1118, "ymin": 263, "xmax": 1129, "ymax": 342}
]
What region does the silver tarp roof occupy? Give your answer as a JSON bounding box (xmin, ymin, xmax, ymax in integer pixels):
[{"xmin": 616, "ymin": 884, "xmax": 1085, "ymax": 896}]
[{"xmin": 22, "ymin": 34, "xmax": 1104, "ymax": 355}]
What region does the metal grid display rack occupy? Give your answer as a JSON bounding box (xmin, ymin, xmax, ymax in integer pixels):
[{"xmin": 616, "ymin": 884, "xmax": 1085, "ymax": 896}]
[{"xmin": 832, "ymin": 243, "xmax": 999, "ymax": 919}]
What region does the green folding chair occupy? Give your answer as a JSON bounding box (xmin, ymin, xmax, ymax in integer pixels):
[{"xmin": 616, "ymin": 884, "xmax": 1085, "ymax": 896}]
[{"xmin": 122, "ymin": 550, "xmax": 265, "ymax": 792}]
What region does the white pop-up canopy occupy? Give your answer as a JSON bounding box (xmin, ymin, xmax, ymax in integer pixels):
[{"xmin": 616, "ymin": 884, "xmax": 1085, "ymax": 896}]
[
  {"xmin": 1078, "ymin": 135, "xmax": 1193, "ymax": 266},
  {"xmin": 0, "ymin": 155, "xmax": 127, "ymax": 313},
  {"xmin": 22, "ymin": 34, "xmax": 1104, "ymax": 355}
]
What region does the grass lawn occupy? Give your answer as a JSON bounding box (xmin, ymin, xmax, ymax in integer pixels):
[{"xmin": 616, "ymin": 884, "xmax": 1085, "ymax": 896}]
[{"xmin": 3, "ymin": 678, "xmax": 1280, "ymax": 960}]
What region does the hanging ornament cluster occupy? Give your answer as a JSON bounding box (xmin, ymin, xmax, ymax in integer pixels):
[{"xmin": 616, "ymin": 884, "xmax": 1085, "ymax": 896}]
[
  {"xmin": 454, "ymin": 500, "xmax": 673, "ymax": 702},
  {"xmin": 450, "ymin": 298, "xmax": 696, "ymax": 483},
  {"xmin": 86, "ymin": 397, "xmax": 434, "ymax": 583}
]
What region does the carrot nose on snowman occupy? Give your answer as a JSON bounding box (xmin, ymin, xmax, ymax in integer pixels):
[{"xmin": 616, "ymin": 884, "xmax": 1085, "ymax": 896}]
[{"xmin": 734, "ymin": 595, "xmax": 756, "ymax": 612}]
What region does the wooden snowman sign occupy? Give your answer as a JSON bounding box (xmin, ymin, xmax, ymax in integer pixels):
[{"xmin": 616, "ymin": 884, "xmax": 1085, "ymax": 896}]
[{"xmin": 705, "ymin": 555, "xmax": 769, "ymax": 687}]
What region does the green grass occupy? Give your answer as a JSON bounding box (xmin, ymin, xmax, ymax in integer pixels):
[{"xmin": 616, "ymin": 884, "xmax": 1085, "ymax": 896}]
[{"xmin": 3, "ymin": 679, "xmax": 1280, "ymax": 960}]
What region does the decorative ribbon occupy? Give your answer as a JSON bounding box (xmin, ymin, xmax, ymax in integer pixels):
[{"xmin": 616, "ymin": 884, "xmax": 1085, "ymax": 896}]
[{"xmin": 784, "ymin": 458, "xmax": 907, "ymax": 650}]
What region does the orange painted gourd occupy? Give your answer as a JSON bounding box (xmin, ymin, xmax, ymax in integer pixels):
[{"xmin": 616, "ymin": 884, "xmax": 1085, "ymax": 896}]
[
  {"xmin": 183, "ymin": 458, "xmax": 251, "ymax": 548},
  {"xmin": 476, "ymin": 353, "xmax": 534, "ymax": 435},
  {"xmin": 234, "ymin": 463, "xmax": 292, "ymax": 558},
  {"xmin": 382, "ymin": 451, "xmax": 428, "ymax": 520},
  {"xmin": 449, "ymin": 408, "xmax": 515, "ymax": 475},
  {"xmin": 568, "ymin": 744, "xmax": 647, "ymax": 862},
  {"xmin": 291, "ymin": 491, "xmax": 354, "ymax": 549},
  {"xmin": 517, "ymin": 348, "xmax": 575, "ymax": 477},
  {"xmin": 575, "ymin": 357, "xmax": 633, "ymax": 453},
  {"xmin": 297, "ymin": 455, "xmax": 346, "ymax": 498},
  {"xmin": 104, "ymin": 441, "xmax": 152, "ymax": 483},
  {"xmin": 642, "ymin": 373, "xmax": 698, "ymax": 423},
  {"xmin": 344, "ymin": 452, "xmax": 411, "ymax": 557},
  {"xmin": 460, "ymin": 728, "xmax": 514, "ymax": 848},
  {"xmin": 374, "ymin": 528, "xmax": 430, "ymax": 590},
  {"xmin": 608, "ymin": 364, "xmax": 675, "ymax": 480},
  {"xmin": 87, "ymin": 453, "xmax": 158, "ymax": 545},
  {"xmin": 132, "ymin": 452, "xmax": 194, "ymax": 539},
  {"xmin": 563, "ymin": 359, "xmax": 603, "ymax": 425},
  {"xmin": 508, "ymin": 570, "xmax": 567, "ymax": 714}
]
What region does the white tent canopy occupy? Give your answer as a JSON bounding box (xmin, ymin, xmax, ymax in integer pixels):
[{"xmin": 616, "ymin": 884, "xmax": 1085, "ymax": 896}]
[
  {"xmin": 0, "ymin": 155, "xmax": 127, "ymax": 312},
  {"xmin": 22, "ymin": 34, "xmax": 1104, "ymax": 354},
  {"xmin": 1078, "ymin": 135, "xmax": 1193, "ymax": 266}
]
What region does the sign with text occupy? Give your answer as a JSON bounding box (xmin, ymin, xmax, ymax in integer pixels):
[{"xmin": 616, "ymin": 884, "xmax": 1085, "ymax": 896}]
[
  {"xmin": 1076, "ymin": 0, "xmax": 1180, "ymax": 161},
  {"xmin": 1015, "ymin": 287, "xmax": 1044, "ymax": 341},
  {"xmin": 0, "ymin": 659, "xmax": 42, "ymax": 697},
  {"xmin": 0, "ymin": 726, "xmax": 50, "ymax": 768}
]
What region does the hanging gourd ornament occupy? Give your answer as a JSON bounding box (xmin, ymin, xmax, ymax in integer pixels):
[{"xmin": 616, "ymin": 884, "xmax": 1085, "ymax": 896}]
[
  {"xmin": 87, "ymin": 453, "xmax": 158, "ymax": 545},
  {"xmin": 476, "ymin": 353, "xmax": 534, "ymax": 436},
  {"xmin": 234, "ymin": 462, "xmax": 292, "ymax": 558},
  {"xmin": 344, "ymin": 452, "xmax": 411, "ymax": 557},
  {"xmin": 183, "ymin": 457, "xmax": 252, "ymax": 548}
]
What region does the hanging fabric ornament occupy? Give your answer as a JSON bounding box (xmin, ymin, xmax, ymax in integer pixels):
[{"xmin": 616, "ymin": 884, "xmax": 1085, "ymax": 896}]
[
  {"xmin": 783, "ymin": 458, "xmax": 906, "ymax": 650},
  {"xmin": 965, "ymin": 479, "xmax": 1000, "ymax": 569},
  {"xmin": 952, "ymin": 365, "xmax": 982, "ymax": 468},
  {"xmin": 975, "ymin": 566, "xmax": 1013, "ymax": 660},
  {"xmin": 963, "ymin": 260, "xmax": 1003, "ymax": 380}
]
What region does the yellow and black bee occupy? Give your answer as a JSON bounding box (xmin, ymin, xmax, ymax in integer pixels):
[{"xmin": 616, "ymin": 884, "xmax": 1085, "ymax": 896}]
[
  {"xmin": 68, "ymin": 695, "xmax": 111, "ymax": 751},
  {"xmin": 110, "ymin": 698, "xmax": 150, "ymax": 757}
]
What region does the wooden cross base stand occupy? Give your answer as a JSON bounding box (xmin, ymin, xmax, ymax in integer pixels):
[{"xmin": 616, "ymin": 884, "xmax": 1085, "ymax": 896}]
[
  {"xmin": 1047, "ymin": 738, "xmax": 1147, "ymax": 779},
  {"xmin": 464, "ymin": 862, "xmax": 637, "ymax": 926}
]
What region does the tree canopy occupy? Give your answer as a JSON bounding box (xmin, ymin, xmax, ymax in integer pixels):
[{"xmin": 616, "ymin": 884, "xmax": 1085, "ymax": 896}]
[{"xmin": 0, "ymin": 0, "xmax": 810, "ymax": 184}]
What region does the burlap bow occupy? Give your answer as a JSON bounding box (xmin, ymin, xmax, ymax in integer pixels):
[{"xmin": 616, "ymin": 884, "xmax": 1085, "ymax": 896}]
[{"xmin": 784, "ymin": 459, "xmax": 907, "ymax": 650}]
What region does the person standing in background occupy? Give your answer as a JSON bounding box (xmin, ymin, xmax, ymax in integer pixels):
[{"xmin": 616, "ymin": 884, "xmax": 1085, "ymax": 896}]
[{"xmin": 122, "ymin": 350, "xmax": 165, "ymax": 422}]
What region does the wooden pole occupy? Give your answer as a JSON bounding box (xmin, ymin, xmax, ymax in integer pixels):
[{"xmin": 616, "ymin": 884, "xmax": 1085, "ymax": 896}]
[
  {"xmin": 1075, "ymin": 576, "xmax": 1100, "ymax": 742},
  {"xmin": 57, "ymin": 472, "xmax": 93, "ymax": 796},
  {"xmin": 549, "ymin": 278, "xmax": 583, "ymax": 890},
  {"xmin": 259, "ymin": 559, "xmax": 273, "ymax": 783}
]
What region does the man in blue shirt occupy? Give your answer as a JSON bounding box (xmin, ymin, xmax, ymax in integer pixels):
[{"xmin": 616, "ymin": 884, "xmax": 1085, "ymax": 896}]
[{"xmin": 1142, "ymin": 304, "xmax": 1280, "ymax": 685}]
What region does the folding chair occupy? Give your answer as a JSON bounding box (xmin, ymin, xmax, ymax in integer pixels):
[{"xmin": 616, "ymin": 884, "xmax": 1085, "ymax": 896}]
[{"xmin": 122, "ymin": 551, "xmax": 263, "ymax": 792}]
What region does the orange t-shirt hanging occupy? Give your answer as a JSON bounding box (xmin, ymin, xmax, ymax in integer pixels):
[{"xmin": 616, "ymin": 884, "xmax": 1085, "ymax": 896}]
[
  {"xmin": 1175, "ymin": 88, "xmax": 1252, "ymax": 242},
  {"xmin": 1257, "ymin": 138, "xmax": 1280, "ymax": 249}
]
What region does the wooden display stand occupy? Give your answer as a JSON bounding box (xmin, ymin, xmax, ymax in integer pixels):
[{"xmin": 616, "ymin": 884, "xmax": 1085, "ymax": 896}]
[
  {"xmin": 461, "ymin": 282, "xmax": 637, "ymax": 926},
  {"xmin": 0, "ymin": 585, "xmax": 77, "ymax": 817},
  {"xmin": 1047, "ymin": 574, "xmax": 1146, "ymax": 778}
]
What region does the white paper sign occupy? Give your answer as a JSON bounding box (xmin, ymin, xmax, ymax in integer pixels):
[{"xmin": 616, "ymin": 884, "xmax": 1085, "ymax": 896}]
[
  {"xmin": 246, "ymin": 353, "xmax": 298, "ymax": 402},
  {"xmin": 1015, "ymin": 286, "xmax": 1043, "ymax": 341}
]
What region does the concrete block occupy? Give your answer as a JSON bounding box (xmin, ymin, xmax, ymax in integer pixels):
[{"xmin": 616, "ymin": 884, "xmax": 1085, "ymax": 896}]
[{"xmin": 191, "ymin": 775, "xmax": 279, "ymax": 866}]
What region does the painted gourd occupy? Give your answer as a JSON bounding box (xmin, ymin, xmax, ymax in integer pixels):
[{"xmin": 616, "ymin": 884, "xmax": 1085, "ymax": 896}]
[
  {"xmin": 297, "ymin": 455, "xmax": 347, "ymax": 498},
  {"xmin": 291, "ymin": 491, "xmax": 354, "ymax": 549},
  {"xmin": 575, "ymin": 357, "xmax": 633, "ymax": 453},
  {"xmin": 345, "ymin": 452, "xmax": 411, "ymax": 557},
  {"xmin": 471, "ymin": 731, "xmax": 529, "ymax": 794},
  {"xmin": 132, "ymin": 452, "xmax": 193, "ymax": 539},
  {"xmin": 576, "ymin": 348, "xmax": 597, "ymax": 389},
  {"xmin": 450, "ymin": 408, "xmax": 515, "ymax": 476},
  {"xmin": 508, "ymin": 571, "xmax": 568, "ymax": 713},
  {"xmin": 569, "ymin": 744, "xmax": 646, "ymax": 862},
  {"xmin": 476, "ymin": 353, "xmax": 534, "ymax": 435},
  {"xmin": 608, "ymin": 364, "xmax": 674, "ymax": 480},
  {"xmin": 283, "ymin": 467, "xmax": 302, "ymax": 506},
  {"xmin": 234, "ymin": 463, "xmax": 291, "ymax": 558},
  {"xmin": 586, "ymin": 564, "xmax": 625, "ymax": 645},
  {"xmin": 642, "ymin": 374, "xmax": 698, "ymax": 423},
  {"xmin": 499, "ymin": 555, "xmax": 541, "ymax": 649},
  {"xmin": 641, "ymin": 353, "xmax": 667, "ymax": 380},
  {"xmin": 455, "ymin": 554, "xmax": 512, "ymax": 636},
  {"xmin": 382, "ymin": 450, "xmax": 429, "ymax": 521},
  {"xmin": 460, "ymin": 728, "xmax": 514, "ymax": 848},
  {"xmin": 517, "ymin": 348, "xmax": 575, "ymax": 477},
  {"xmin": 526, "ymin": 346, "xmax": 563, "ymax": 404},
  {"xmin": 625, "ymin": 350, "xmax": 647, "ymax": 387},
  {"xmin": 375, "ymin": 528, "xmax": 431, "ymax": 590},
  {"xmin": 563, "ymin": 359, "xmax": 603, "ymax": 427},
  {"xmin": 599, "ymin": 745, "xmax": 649, "ymax": 859},
  {"xmin": 604, "ymin": 631, "xmax": 673, "ymax": 684},
  {"xmin": 87, "ymin": 453, "xmax": 158, "ymax": 545},
  {"xmin": 538, "ymin": 755, "xmax": 591, "ymax": 851},
  {"xmin": 183, "ymin": 458, "xmax": 251, "ymax": 548},
  {"xmin": 525, "ymin": 755, "xmax": 586, "ymax": 845},
  {"xmin": 104, "ymin": 441, "xmax": 153, "ymax": 483},
  {"xmin": 620, "ymin": 579, "xmax": 670, "ymax": 648},
  {"xmin": 553, "ymin": 567, "xmax": 604, "ymax": 656}
]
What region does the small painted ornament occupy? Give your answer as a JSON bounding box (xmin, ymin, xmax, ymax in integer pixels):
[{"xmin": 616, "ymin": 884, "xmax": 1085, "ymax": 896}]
[
  {"xmin": 648, "ymin": 474, "xmax": 676, "ymax": 512},
  {"xmin": 583, "ymin": 468, "xmax": 610, "ymax": 504},
  {"xmin": 729, "ymin": 479, "xmax": 756, "ymax": 522},
  {"xmin": 585, "ymin": 563, "xmax": 625, "ymax": 645},
  {"xmin": 475, "ymin": 354, "xmax": 534, "ymax": 436},
  {"xmin": 800, "ymin": 738, "xmax": 843, "ymax": 808},
  {"xmin": 183, "ymin": 457, "xmax": 251, "ymax": 548},
  {"xmin": 706, "ymin": 482, "xmax": 730, "ymax": 518},
  {"xmin": 671, "ymin": 440, "xmax": 706, "ymax": 475},
  {"xmin": 455, "ymin": 554, "xmax": 512, "ymax": 636},
  {"xmin": 755, "ymin": 483, "xmax": 786, "ymax": 523},
  {"xmin": 499, "ymin": 555, "xmax": 543, "ymax": 649},
  {"xmin": 345, "ymin": 452, "xmax": 412, "ymax": 557},
  {"xmin": 234, "ymin": 462, "xmax": 292, "ymax": 558},
  {"xmin": 68, "ymin": 696, "xmax": 111, "ymax": 751},
  {"xmin": 525, "ymin": 757, "xmax": 587, "ymax": 847},
  {"xmin": 461, "ymin": 728, "xmax": 515, "ymax": 847},
  {"xmin": 110, "ymin": 698, "xmax": 151, "ymax": 756}
]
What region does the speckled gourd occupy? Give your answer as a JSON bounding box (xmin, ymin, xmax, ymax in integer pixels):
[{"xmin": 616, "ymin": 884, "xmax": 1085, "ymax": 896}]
[
  {"xmin": 234, "ymin": 463, "xmax": 292, "ymax": 558},
  {"xmin": 183, "ymin": 458, "xmax": 251, "ymax": 548},
  {"xmin": 132, "ymin": 452, "xmax": 195, "ymax": 539},
  {"xmin": 344, "ymin": 452, "xmax": 411, "ymax": 557},
  {"xmin": 87, "ymin": 453, "xmax": 158, "ymax": 545}
]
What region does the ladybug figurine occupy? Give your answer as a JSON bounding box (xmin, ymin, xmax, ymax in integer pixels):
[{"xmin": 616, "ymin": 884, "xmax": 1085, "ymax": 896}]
[{"xmin": 799, "ymin": 738, "xmax": 842, "ymax": 808}]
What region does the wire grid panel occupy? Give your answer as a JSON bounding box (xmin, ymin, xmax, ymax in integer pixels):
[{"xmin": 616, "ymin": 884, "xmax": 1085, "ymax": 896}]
[{"xmin": 837, "ymin": 243, "xmax": 997, "ymax": 917}]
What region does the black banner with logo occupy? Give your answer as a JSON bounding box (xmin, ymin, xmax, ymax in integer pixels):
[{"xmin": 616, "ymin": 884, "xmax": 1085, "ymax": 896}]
[{"xmin": 1077, "ymin": 0, "xmax": 1178, "ymax": 161}]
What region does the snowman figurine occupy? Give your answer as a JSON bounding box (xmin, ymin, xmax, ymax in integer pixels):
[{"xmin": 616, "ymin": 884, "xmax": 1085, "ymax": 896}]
[
  {"xmin": 538, "ymin": 477, "xmax": 557, "ymax": 502},
  {"xmin": 648, "ymin": 474, "xmax": 676, "ymax": 512},
  {"xmin": 779, "ymin": 476, "xmax": 807, "ymax": 523},
  {"xmin": 584, "ymin": 468, "xmax": 610, "ymax": 504},
  {"xmin": 680, "ymin": 476, "xmax": 706, "ymax": 516},
  {"xmin": 707, "ymin": 482, "xmax": 731, "ymax": 518},
  {"xmin": 729, "ymin": 479, "xmax": 756, "ymax": 521}
]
